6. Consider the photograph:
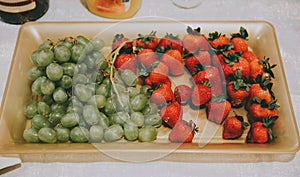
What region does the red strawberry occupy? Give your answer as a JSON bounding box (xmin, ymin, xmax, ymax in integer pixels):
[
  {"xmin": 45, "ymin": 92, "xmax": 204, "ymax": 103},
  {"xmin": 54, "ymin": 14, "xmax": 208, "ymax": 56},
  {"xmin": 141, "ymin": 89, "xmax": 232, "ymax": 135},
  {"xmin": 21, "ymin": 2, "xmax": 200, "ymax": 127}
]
[
  {"xmin": 114, "ymin": 53, "xmax": 137, "ymax": 73},
  {"xmin": 246, "ymin": 116, "xmax": 278, "ymax": 144},
  {"xmin": 145, "ymin": 73, "xmax": 171, "ymax": 87},
  {"xmin": 185, "ymin": 54, "xmax": 201, "ymax": 75},
  {"xmin": 160, "ymin": 101, "xmax": 183, "ymax": 128},
  {"xmin": 197, "ymin": 50, "xmax": 211, "ymax": 66},
  {"xmin": 249, "ymin": 57, "xmax": 276, "ymax": 81},
  {"xmin": 169, "ymin": 120, "xmax": 197, "ymax": 143},
  {"xmin": 230, "ymin": 27, "xmax": 249, "ymax": 53},
  {"xmin": 223, "ymin": 113, "xmax": 249, "ymax": 139},
  {"xmin": 231, "ymin": 38, "xmax": 248, "ymax": 53},
  {"xmin": 174, "ymin": 85, "xmax": 192, "ymax": 105},
  {"xmin": 182, "ymin": 26, "xmax": 209, "ymax": 52},
  {"xmin": 206, "ymin": 95, "xmax": 231, "ymax": 124},
  {"xmin": 227, "ymin": 69, "xmax": 251, "ymax": 107},
  {"xmin": 247, "ymin": 97, "xmax": 279, "ymax": 123},
  {"xmin": 157, "ymin": 33, "xmax": 183, "ymax": 54},
  {"xmin": 137, "ymin": 48, "xmax": 157, "ymax": 68},
  {"xmin": 180, "ymin": 51, "xmax": 210, "ymax": 75},
  {"xmin": 190, "ymin": 82, "xmax": 212, "ymax": 108},
  {"xmin": 222, "ymin": 52, "xmax": 250, "ymax": 79},
  {"xmin": 164, "ymin": 77, "xmax": 172, "ymax": 88},
  {"xmin": 208, "ymin": 31, "xmax": 230, "ymax": 49},
  {"xmin": 245, "ymin": 76, "xmax": 273, "ymax": 110},
  {"xmin": 243, "ymin": 51, "xmax": 258, "ymax": 63},
  {"xmin": 150, "ymin": 83, "xmax": 174, "ymax": 105},
  {"xmin": 144, "ymin": 76, "xmax": 152, "ymax": 86},
  {"xmin": 213, "ymin": 49, "xmax": 235, "ymax": 69},
  {"xmin": 136, "ymin": 31, "xmax": 159, "ymax": 50},
  {"xmin": 146, "ymin": 62, "xmax": 169, "ymax": 85},
  {"xmin": 192, "ymin": 66, "xmax": 221, "ymax": 86},
  {"xmin": 161, "ymin": 49, "xmax": 184, "ymax": 76},
  {"xmin": 112, "ymin": 33, "xmax": 132, "ymax": 51}
]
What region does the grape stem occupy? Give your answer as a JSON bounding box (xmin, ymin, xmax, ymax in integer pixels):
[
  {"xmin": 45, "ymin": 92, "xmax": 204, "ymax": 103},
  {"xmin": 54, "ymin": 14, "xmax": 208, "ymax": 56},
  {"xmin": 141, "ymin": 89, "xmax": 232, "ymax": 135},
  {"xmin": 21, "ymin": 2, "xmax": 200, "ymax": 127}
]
[{"xmin": 107, "ymin": 41, "xmax": 130, "ymax": 112}]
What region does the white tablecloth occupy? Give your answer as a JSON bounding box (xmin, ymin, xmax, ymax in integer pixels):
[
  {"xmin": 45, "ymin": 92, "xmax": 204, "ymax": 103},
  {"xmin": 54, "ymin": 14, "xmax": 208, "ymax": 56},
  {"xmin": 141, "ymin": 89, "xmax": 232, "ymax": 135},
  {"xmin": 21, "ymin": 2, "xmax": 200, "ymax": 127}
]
[{"xmin": 1, "ymin": 0, "xmax": 300, "ymax": 176}]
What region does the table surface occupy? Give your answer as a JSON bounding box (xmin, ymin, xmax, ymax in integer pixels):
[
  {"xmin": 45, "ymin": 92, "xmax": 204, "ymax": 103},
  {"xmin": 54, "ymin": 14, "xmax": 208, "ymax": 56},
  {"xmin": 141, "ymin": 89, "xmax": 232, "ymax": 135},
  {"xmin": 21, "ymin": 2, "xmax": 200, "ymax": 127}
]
[{"xmin": 1, "ymin": 0, "xmax": 300, "ymax": 176}]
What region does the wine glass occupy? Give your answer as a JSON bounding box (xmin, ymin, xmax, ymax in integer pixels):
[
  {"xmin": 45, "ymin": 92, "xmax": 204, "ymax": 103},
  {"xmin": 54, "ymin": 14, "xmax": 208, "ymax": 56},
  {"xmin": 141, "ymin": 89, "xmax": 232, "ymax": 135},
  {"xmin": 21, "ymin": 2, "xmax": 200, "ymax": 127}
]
[{"xmin": 171, "ymin": 0, "xmax": 201, "ymax": 9}]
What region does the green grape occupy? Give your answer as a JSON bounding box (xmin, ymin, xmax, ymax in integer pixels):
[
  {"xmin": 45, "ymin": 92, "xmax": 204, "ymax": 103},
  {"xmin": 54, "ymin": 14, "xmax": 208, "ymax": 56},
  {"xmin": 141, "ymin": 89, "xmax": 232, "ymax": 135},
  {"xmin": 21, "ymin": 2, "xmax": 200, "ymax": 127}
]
[
  {"xmin": 23, "ymin": 100, "xmax": 38, "ymax": 118},
  {"xmin": 54, "ymin": 125, "xmax": 70, "ymax": 143},
  {"xmin": 140, "ymin": 85, "xmax": 151, "ymax": 96},
  {"xmin": 31, "ymin": 114, "xmax": 51, "ymax": 130},
  {"xmin": 29, "ymin": 50, "xmax": 39, "ymax": 64},
  {"xmin": 23, "ymin": 128, "xmax": 40, "ymax": 143},
  {"xmin": 49, "ymin": 110, "xmax": 65, "ymax": 127},
  {"xmin": 104, "ymin": 124, "xmax": 124, "ymax": 142},
  {"xmin": 38, "ymin": 127, "xmax": 57, "ymax": 143},
  {"xmin": 142, "ymin": 103, "xmax": 159, "ymax": 115},
  {"xmin": 89, "ymin": 125, "xmax": 104, "ymax": 143},
  {"xmin": 59, "ymin": 75, "xmax": 72, "ymax": 89},
  {"xmin": 27, "ymin": 66, "xmax": 45, "ymax": 81},
  {"xmin": 95, "ymin": 84, "xmax": 110, "ymax": 97},
  {"xmin": 124, "ymin": 121, "xmax": 138, "ymax": 141},
  {"xmin": 110, "ymin": 112, "xmax": 130, "ymax": 126},
  {"xmin": 46, "ymin": 63, "xmax": 63, "ymax": 81},
  {"xmin": 76, "ymin": 63, "xmax": 88, "ymax": 74},
  {"xmin": 121, "ymin": 69, "xmax": 137, "ymax": 86},
  {"xmin": 70, "ymin": 126, "xmax": 90, "ymax": 143},
  {"xmin": 90, "ymin": 38, "xmax": 105, "ymax": 50},
  {"xmin": 82, "ymin": 105, "xmax": 99, "ymax": 126},
  {"xmin": 31, "ymin": 76, "xmax": 47, "ymax": 95},
  {"xmin": 51, "ymin": 103, "xmax": 67, "ymax": 112},
  {"xmin": 86, "ymin": 83, "xmax": 96, "ymax": 93},
  {"xmin": 73, "ymin": 73, "xmax": 89, "ymax": 85},
  {"xmin": 130, "ymin": 94, "xmax": 148, "ymax": 112},
  {"xmin": 87, "ymin": 95, "xmax": 106, "ymax": 109},
  {"xmin": 104, "ymin": 97, "xmax": 116, "ymax": 115},
  {"xmin": 54, "ymin": 44, "xmax": 71, "ymax": 63},
  {"xmin": 102, "ymin": 77, "xmax": 111, "ymax": 87},
  {"xmin": 130, "ymin": 112, "xmax": 144, "ymax": 127},
  {"xmin": 113, "ymin": 93, "xmax": 130, "ymax": 112},
  {"xmin": 42, "ymin": 95, "xmax": 54, "ymax": 105},
  {"xmin": 91, "ymin": 50, "xmax": 104, "ymax": 60},
  {"xmin": 97, "ymin": 112, "xmax": 110, "ymax": 129},
  {"xmin": 36, "ymin": 48, "xmax": 54, "ymax": 66},
  {"xmin": 66, "ymin": 97, "xmax": 83, "ymax": 114},
  {"xmin": 138, "ymin": 126, "xmax": 157, "ymax": 142},
  {"xmin": 57, "ymin": 37, "xmax": 74, "ymax": 49},
  {"xmin": 78, "ymin": 117, "xmax": 90, "ymax": 129},
  {"xmin": 84, "ymin": 55, "xmax": 96, "ymax": 69},
  {"xmin": 76, "ymin": 35, "xmax": 93, "ymax": 53},
  {"xmin": 53, "ymin": 87, "xmax": 68, "ymax": 103},
  {"xmin": 40, "ymin": 79, "xmax": 55, "ymax": 95},
  {"xmin": 144, "ymin": 113, "xmax": 162, "ymax": 128},
  {"xmin": 94, "ymin": 95, "xmax": 106, "ymax": 109},
  {"xmin": 71, "ymin": 43, "xmax": 85, "ymax": 62},
  {"xmin": 62, "ymin": 62, "xmax": 76, "ymax": 77},
  {"xmin": 38, "ymin": 40, "xmax": 53, "ymax": 50},
  {"xmin": 37, "ymin": 101, "xmax": 51, "ymax": 116},
  {"xmin": 61, "ymin": 112, "xmax": 80, "ymax": 128},
  {"xmin": 127, "ymin": 87, "xmax": 140, "ymax": 98},
  {"xmin": 74, "ymin": 84, "xmax": 92, "ymax": 102}
]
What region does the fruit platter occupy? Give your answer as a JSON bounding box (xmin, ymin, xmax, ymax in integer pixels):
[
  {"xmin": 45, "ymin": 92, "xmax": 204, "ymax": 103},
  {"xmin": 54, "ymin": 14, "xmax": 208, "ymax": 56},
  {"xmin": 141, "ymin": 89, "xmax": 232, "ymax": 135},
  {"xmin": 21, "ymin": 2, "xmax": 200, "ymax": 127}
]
[{"xmin": 0, "ymin": 21, "xmax": 299, "ymax": 162}]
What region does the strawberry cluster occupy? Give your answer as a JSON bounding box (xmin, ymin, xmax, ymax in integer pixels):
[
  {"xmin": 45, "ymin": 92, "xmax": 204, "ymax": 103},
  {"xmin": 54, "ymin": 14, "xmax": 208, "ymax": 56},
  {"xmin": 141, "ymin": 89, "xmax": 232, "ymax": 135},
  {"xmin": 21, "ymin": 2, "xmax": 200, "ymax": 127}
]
[{"xmin": 111, "ymin": 26, "xmax": 279, "ymax": 144}]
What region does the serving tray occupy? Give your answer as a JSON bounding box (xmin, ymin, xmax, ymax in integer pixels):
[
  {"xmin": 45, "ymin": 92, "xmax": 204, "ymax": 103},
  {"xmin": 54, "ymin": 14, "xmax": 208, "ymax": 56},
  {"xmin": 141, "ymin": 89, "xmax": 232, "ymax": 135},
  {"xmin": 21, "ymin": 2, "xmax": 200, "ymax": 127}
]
[{"xmin": 0, "ymin": 20, "xmax": 299, "ymax": 162}]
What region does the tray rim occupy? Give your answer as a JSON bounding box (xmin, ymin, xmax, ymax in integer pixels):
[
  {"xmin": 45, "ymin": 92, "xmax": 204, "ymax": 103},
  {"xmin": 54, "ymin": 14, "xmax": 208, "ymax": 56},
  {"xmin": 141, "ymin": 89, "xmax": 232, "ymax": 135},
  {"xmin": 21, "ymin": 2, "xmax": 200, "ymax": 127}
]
[{"xmin": 0, "ymin": 20, "xmax": 299, "ymax": 162}]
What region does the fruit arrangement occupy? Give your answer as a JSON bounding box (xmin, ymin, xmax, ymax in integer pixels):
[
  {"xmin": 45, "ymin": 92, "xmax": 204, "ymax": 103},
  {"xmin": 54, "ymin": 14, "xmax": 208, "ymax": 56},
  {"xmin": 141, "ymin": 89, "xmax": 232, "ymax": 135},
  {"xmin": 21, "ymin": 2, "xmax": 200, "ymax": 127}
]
[{"xmin": 22, "ymin": 26, "xmax": 279, "ymax": 144}]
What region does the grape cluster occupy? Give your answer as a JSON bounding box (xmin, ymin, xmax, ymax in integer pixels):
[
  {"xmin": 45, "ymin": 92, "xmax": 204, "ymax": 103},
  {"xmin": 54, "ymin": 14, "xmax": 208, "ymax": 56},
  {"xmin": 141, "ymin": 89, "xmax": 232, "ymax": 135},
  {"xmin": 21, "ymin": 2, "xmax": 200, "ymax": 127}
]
[{"xmin": 23, "ymin": 36, "xmax": 161, "ymax": 144}]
